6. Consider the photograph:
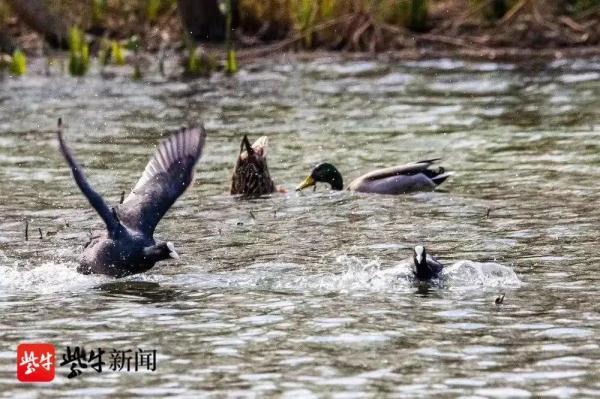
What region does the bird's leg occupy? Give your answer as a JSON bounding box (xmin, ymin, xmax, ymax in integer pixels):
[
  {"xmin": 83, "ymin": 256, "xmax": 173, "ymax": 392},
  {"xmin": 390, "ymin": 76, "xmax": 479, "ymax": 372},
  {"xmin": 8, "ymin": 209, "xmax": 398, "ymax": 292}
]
[{"xmin": 119, "ymin": 191, "xmax": 125, "ymax": 204}]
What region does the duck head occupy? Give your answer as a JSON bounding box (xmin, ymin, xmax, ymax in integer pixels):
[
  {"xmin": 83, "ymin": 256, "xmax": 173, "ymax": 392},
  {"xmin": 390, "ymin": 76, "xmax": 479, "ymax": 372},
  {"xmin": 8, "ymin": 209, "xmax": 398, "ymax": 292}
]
[{"xmin": 296, "ymin": 162, "xmax": 344, "ymax": 191}]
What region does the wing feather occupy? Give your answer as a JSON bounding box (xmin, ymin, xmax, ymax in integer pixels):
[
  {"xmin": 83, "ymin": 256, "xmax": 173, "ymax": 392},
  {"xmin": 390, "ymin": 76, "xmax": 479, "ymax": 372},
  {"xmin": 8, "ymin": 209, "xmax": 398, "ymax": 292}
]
[
  {"xmin": 57, "ymin": 119, "xmax": 120, "ymax": 236},
  {"xmin": 358, "ymin": 159, "xmax": 441, "ymax": 181},
  {"xmin": 120, "ymin": 125, "xmax": 206, "ymax": 234}
]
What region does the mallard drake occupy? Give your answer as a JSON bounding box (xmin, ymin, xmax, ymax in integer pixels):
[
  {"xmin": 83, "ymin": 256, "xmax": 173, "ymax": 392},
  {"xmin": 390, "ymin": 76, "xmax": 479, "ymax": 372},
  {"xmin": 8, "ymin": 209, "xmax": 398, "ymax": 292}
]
[
  {"xmin": 413, "ymin": 245, "xmax": 444, "ymax": 281},
  {"xmin": 230, "ymin": 135, "xmax": 276, "ymax": 197},
  {"xmin": 296, "ymin": 159, "xmax": 450, "ymax": 195},
  {"xmin": 57, "ymin": 119, "xmax": 206, "ymax": 277}
]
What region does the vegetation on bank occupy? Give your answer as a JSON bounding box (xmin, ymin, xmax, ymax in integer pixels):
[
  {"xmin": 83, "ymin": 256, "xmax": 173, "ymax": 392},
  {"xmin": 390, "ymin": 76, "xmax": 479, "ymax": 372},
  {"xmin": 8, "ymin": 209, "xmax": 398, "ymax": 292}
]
[{"xmin": 0, "ymin": 0, "xmax": 598, "ymax": 77}]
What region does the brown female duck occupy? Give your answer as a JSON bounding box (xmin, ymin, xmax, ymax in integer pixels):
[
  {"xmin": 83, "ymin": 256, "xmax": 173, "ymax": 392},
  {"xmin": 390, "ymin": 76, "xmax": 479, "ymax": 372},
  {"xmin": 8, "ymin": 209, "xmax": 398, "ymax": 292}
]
[{"xmin": 230, "ymin": 135, "xmax": 276, "ymax": 197}]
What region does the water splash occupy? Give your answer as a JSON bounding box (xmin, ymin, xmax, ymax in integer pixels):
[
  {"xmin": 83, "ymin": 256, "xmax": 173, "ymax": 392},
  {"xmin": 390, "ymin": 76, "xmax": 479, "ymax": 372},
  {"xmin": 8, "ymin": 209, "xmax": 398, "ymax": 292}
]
[
  {"xmin": 184, "ymin": 256, "xmax": 521, "ymax": 294},
  {"xmin": 443, "ymin": 260, "xmax": 522, "ymax": 287},
  {"xmin": 0, "ymin": 261, "xmax": 108, "ymax": 294},
  {"xmin": 0, "ymin": 252, "xmax": 521, "ymax": 296},
  {"xmin": 331, "ymin": 256, "xmax": 522, "ymax": 290}
]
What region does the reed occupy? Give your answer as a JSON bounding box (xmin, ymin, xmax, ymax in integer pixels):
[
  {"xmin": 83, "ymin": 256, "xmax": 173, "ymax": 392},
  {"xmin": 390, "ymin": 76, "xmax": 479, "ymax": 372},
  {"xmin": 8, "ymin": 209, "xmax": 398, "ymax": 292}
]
[
  {"xmin": 91, "ymin": 0, "xmax": 107, "ymax": 24},
  {"xmin": 98, "ymin": 38, "xmax": 112, "ymax": 66},
  {"xmin": 469, "ymin": 0, "xmax": 514, "ymax": 21},
  {"xmin": 111, "ymin": 41, "xmax": 126, "ymax": 65},
  {"xmin": 184, "ymin": 45, "xmax": 215, "ymax": 77},
  {"xmin": 567, "ymin": 0, "xmax": 600, "ymax": 13},
  {"xmin": 9, "ymin": 48, "xmax": 26, "ymax": 76},
  {"xmin": 127, "ymin": 35, "xmax": 142, "ymax": 79},
  {"xmin": 397, "ymin": 0, "xmax": 428, "ymax": 31},
  {"xmin": 146, "ymin": 0, "xmax": 161, "ymax": 22},
  {"xmin": 293, "ymin": 0, "xmax": 318, "ymax": 47},
  {"xmin": 224, "ymin": 0, "xmax": 237, "ymax": 74},
  {"xmin": 238, "ymin": 0, "xmax": 431, "ymax": 50},
  {"xmin": 68, "ymin": 27, "xmax": 89, "ymax": 76}
]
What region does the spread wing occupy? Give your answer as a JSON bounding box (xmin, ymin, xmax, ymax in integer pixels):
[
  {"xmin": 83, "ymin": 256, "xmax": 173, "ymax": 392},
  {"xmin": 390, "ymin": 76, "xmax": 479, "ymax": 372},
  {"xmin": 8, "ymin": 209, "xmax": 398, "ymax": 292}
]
[
  {"xmin": 358, "ymin": 158, "xmax": 442, "ymax": 181},
  {"xmin": 119, "ymin": 126, "xmax": 206, "ymax": 235},
  {"xmin": 57, "ymin": 119, "xmax": 120, "ymax": 236}
]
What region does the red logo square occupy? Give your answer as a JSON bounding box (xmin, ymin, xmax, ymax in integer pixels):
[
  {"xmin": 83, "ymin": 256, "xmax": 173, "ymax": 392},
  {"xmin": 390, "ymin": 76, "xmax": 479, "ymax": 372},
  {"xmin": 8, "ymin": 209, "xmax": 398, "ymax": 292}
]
[{"xmin": 16, "ymin": 343, "xmax": 55, "ymax": 382}]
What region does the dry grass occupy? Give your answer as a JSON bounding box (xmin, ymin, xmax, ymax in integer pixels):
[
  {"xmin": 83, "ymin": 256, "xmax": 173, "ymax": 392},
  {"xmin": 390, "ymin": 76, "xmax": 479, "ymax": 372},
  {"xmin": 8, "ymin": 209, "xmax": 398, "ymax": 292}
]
[{"xmin": 0, "ymin": 0, "xmax": 598, "ymax": 55}]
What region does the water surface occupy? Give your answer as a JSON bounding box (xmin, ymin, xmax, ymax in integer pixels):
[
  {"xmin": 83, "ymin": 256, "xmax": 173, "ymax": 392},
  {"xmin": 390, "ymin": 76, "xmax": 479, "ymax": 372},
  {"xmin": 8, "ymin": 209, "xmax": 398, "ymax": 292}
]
[{"xmin": 0, "ymin": 56, "xmax": 599, "ymax": 397}]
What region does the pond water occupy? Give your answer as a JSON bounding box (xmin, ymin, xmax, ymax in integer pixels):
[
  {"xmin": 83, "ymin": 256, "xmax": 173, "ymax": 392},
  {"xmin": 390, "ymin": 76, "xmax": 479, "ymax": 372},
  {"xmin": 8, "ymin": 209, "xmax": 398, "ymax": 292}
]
[{"xmin": 0, "ymin": 56, "xmax": 599, "ymax": 397}]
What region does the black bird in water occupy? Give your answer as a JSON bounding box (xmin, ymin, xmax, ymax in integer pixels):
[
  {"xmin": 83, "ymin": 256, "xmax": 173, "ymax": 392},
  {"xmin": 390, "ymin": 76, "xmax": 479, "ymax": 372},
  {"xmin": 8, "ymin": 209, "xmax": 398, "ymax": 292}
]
[
  {"xmin": 230, "ymin": 135, "xmax": 276, "ymax": 197},
  {"xmin": 57, "ymin": 119, "xmax": 206, "ymax": 277},
  {"xmin": 412, "ymin": 245, "xmax": 444, "ymax": 281}
]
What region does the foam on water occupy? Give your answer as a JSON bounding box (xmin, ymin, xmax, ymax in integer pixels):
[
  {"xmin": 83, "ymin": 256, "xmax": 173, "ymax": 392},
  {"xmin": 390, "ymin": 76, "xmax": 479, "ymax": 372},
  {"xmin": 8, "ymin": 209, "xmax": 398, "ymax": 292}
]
[
  {"xmin": 217, "ymin": 257, "xmax": 409, "ymax": 293},
  {"xmin": 170, "ymin": 257, "xmax": 412, "ymax": 294},
  {"xmin": 175, "ymin": 255, "xmax": 521, "ymax": 294},
  {"xmin": 341, "ymin": 257, "xmax": 522, "ymax": 290},
  {"xmin": 443, "ymin": 260, "xmax": 522, "ymax": 287},
  {"xmin": 0, "ymin": 253, "xmax": 521, "ymax": 296},
  {"xmin": 0, "ymin": 261, "xmax": 108, "ymax": 294}
]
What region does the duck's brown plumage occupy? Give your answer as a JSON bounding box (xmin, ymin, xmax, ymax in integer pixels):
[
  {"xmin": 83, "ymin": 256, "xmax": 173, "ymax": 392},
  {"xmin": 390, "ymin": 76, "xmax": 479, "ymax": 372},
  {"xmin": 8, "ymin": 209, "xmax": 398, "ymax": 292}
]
[{"xmin": 230, "ymin": 135, "xmax": 275, "ymax": 197}]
